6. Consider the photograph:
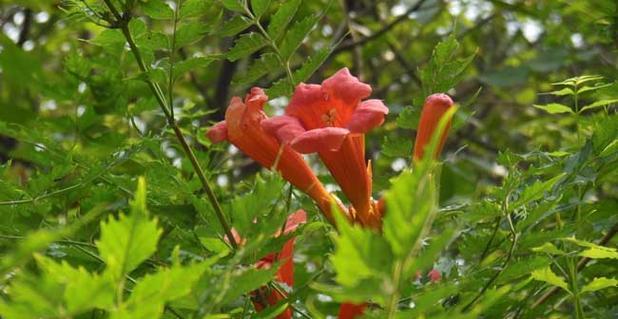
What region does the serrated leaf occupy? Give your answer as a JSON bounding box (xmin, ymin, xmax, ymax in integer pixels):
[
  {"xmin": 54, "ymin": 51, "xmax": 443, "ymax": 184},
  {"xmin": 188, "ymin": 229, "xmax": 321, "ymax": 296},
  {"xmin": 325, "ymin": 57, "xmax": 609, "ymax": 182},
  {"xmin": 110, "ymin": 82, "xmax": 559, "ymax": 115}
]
[
  {"xmin": 267, "ymin": 0, "xmax": 301, "ymax": 40},
  {"xmin": 397, "ymin": 106, "xmax": 420, "ymax": 129},
  {"xmin": 266, "ymin": 77, "xmax": 293, "ymax": 97},
  {"xmin": 91, "ymin": 29, "xmax": 125, "ymax": 47},
  {"xmin": 234, "ymin": 53, "xmax": 279, "ymax": 85},
  {"xmin": 580, "ymin": 99, "xmax": 618, "ymax": 112},
  {"xmin": 279, "ymin": 15, "xmax": 317, "ymax": 59},
  {"xmin": 291, "ymin": 47, "xmax": 330, "ymax": 83},
  {"xmin": 174, "ymin": 56, "xmax": 216, "ymax": 79},
  {"xmin": 97, "ymin": 178, "xmax": 162, "ymax": 280},
  {"xmin": 219, "ymin": 267, "xmax": 279, "ymax": 304},
  {"xmin": 513, "ymin": 173, "xmax": 564, "ymax": 208},
  {"xmin": 581, "ymin": 277, "xmax": 618, "ymax": 294},
  {"xmin": 180, "ymin": 0, "xmax": 214, "ymax": 18},
  {"xmin": 251, "ymin": 0, "xmax": 271, "ymax": 17},
  {"xmin": 226, "ymin": 32, "xmax": 267, "ymax": 61},
  {"xmin": 220, "ymin": 0, "xmax": 244, "ymax": 12},
  {"xmin": 533, "ymin": 103, "xmax": 574, "ymax": 114},
  {"xmin": 120, "ymin": 263, "xmax": 208, "ymax": 319},
  {"xmin": 544, "ymin": 87, "xmax": 574, "ymax": 96},
  {"xmin": 142, "ymin": 0, "xmax": 174, "ymax": 20},
  {"xmin": 381, "ymin": 135, "xmax": 412, "ymax": 158},
  {"xmin": 266, "ymin": 47, "xmax": 331, "ymax": 97},
  {"xmin": 532, "ymin": 242, "xmax": 565, "ymax": 255},
  {"xmin": 531, "ymin": 266, "xmax": 570, "ymax": 294},
  {"xmin": 561, "ymin": 237, "xmax": 618, "ymax": 259},
  {"xmin": 331, "ymin": 211, "xmax": 393, "ymax": 287},
  {"xmin": 383, "ymin": 168, "xmax": 436, "ymax": 257},
  {"xmin": 219, "ymin": 15, "xmax": 253, "ymax": 36},
  {"xmin": 176, "ymin": 22, "xmax": 206, "ymax": 46}
]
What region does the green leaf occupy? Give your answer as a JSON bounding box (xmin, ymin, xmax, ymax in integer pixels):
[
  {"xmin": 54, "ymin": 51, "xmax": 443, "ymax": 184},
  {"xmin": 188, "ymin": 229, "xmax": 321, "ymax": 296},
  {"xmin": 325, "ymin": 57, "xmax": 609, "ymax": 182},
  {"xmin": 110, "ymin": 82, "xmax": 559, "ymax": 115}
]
[
  {"xmin": 96, "ymin": 178, "xmax": 162, "ymax": 280},
  {"xmin": 174, "ymin": 56, "xmax": 217, "ymax": 80},
  {"xmin": 533, "ymin": 103, "xmax": 574, "ymax": 114},
  {"xmin": 226, "ymin": 32, "xmax": 267, "ymax": 61},
  {"xmin": 383, "ymin": 168, "xmax": 437, "ymax": 257},
  {"xmin": 218, "ymin": 267, "xmax": 279, "ymax": 304},
  {"xmin": 512, "ymin": 173, "xmax": 564, "ymax": 208},
  {"xmin": 396, "ymin": 106, "xmax": 421, "ymax": 130},
  {"xmin": 234, "ymin": 53, "xmax": 279, "ymax": 86},
  {"xmin": 267, "ymin": 47, "xmax": 331, "ymax": 97},
  {"xmin": 381, "ymin": 135, "xmax": 412, "ymax": 158},
  {"xmin": 580, "ymin": 99, "xmax": 618, "ymax": 112},
  {"xmin": 531, "ymin": 266, "xmax": 570, "ymax": 294},
  {"xmin": 331, "ymin": 211, "xmax": 393, "ymax": 288},
  {"xmin": 34, "ymin": 255, "xmax": 114, "ymax": 313},
  {"xmin": 176, "ymin": 22, "xmax": 206, "ymax": 46},
  {"xmin": 142, "ymin": 0, "xmax": 174, "ymax": 20},
  {"xmin": 119, "ymin": 263, "xmax": 208, "ymax": 319},
  {"xmin": 291, "ymin": 47, "xmax": 330, "ymax": 83},
  {"xmin": 532, "ymin": 242, "xmax": 566, "ymax": 255},
  {"xmin": 230, "ymin": 173, "xmax": 286, "ymax": 236},
  {"xmin": 267, "ymin": 0, "xmax": 301, "ymax": 40},
  {"xmin": 220, "ymin": 0, "xmax": 244, "ymax": 12},
  {"xmin": 544, "ymin": 87, "xmax": 574, "ymax": 96},
  {"xmin": 419, "ymin": 35, "xmax": 475, "ymax": 98},
  {"xmin": 581, "ymin": 277, "xmax": 618, "ymax": 294},
  {"xmin": 279, "ymin": 15, "xmax": 317, "ymax": 59},
  {"xmin": 219, "ymin": 15, "xmax": 253, "ymax": 36},
  {"xmin": 180, "ymin": 0, "xmax": 214, "ymax": 18},
  {"xmin": 562, "ymin": 237, "xmax": 618, "ymax": 259},
  {"xmin": 251, "ymin": 0, "xmax": 271, "ymax": 17}
]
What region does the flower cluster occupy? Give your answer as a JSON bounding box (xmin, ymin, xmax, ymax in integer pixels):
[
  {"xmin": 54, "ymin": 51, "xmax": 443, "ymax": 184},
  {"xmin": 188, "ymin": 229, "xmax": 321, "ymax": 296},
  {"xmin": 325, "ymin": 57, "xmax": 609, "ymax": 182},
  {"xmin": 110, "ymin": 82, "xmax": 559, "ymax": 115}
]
[{"xmin": 207, "ymin": 68, "xmax": 454, "ymax": 318}]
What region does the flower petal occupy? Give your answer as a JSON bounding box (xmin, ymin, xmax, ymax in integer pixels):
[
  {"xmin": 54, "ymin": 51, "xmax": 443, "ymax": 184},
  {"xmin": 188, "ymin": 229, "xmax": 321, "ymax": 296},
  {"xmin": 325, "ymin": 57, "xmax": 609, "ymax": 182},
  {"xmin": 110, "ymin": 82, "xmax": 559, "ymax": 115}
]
[
  {"xmin": 244, "ymin": 87, "xmax": 268, "ymax": 111},
  {"xmin": 347, "ymin": 99, "xmax": 389, "ymax": 133},
  {"xmin": 206, "ymin": 121, "xmax": 228, "ymax": 143},
  {"xmin": 286, "ymin": 83, "xmax": 329, "ymax": 129},
  {"xmin": 322, "ymin": 68, "xmax": 372, "ymax": 105},
  {"xmin": 261, "ymin": 115, "xmax": 306, "ymax": 144},
  {"xmin": 291, "ymin": 127, "xmax": 350, "ymax": 154}
]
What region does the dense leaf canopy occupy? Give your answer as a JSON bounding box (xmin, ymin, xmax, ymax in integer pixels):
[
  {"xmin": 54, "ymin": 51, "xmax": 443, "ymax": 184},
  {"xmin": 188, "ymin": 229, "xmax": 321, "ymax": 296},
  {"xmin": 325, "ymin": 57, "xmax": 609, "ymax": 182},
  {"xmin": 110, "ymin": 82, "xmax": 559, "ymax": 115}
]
[{"xmin": 0, "ymin": 0, "xmax": 616, "ymax": 318}]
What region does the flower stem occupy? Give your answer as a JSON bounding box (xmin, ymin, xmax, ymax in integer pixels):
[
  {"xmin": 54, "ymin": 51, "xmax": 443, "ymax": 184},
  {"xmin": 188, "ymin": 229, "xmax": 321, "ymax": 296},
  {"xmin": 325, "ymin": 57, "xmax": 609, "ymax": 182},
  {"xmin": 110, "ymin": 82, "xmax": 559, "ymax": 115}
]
[{"xmin": 102, "ymin": 0, "xmax": 237, "ymax": 249}]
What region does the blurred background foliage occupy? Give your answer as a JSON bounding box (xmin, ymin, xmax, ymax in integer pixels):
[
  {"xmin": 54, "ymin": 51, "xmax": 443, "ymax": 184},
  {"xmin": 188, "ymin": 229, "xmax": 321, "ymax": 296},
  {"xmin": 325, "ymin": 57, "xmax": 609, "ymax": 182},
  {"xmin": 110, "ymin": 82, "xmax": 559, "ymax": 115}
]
[{"xmin": 0, "ymin": 0, "xmax": 616, "ymax": 318}]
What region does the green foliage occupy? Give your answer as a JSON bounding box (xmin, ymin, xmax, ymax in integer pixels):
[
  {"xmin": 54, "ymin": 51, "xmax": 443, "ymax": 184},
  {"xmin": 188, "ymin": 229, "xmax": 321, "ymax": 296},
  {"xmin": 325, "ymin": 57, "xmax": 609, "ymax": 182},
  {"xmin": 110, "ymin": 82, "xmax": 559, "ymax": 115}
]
[{"xmin": 0, "ymin": 0, "xmax": 616, "ymax": 318}]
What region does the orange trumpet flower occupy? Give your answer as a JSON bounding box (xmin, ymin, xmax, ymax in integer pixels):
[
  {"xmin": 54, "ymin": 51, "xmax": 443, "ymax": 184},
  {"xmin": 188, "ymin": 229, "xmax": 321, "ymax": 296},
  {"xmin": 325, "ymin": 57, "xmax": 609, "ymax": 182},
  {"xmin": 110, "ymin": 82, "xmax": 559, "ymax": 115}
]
[
  {"xmin": 207, "ymin": 87, "xmax": 344, "ymax": 222},
  {"xmin": 413, "ymin": 93, "xmax": 455, "ymax": 162},
  {"xmin": 262, "ymin": 68, "xmax": 388, "ymax": 227}
]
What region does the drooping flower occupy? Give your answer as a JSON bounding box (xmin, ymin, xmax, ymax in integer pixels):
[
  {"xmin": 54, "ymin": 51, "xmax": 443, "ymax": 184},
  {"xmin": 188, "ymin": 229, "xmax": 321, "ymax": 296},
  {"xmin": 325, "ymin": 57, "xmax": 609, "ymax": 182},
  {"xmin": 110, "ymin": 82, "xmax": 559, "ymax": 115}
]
[
  {"xmin": 338, "ymin": 302, "xmax": 367, "ymax": 319},
  {"xmin": 248, "ymin": 210, "xmax": 306, "ymax": 319},
  {"xmin": 413, "ymin": 93, "xmax": 455, "ymax": 162},
  {"xmin": 207, "ymin": 87, "xmax": 345, "ymax": 222},
  {"xmin": 262, "ymin": 68, "xmax": 388, "ymax": 228}
]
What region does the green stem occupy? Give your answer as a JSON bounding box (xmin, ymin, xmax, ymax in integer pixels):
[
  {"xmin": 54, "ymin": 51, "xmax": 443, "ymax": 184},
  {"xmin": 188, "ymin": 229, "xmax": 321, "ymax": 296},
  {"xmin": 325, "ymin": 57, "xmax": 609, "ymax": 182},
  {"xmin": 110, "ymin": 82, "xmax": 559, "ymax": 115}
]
[
  {"xmin": 386, "ymin": 261, "xmax": 403, "ymax": 319},
  {"xmin": 568, "ymin": 258, "xmax": 585, "ymax": 319},
  {"xmin": 243, "ymin": 4, "xmax": 295, "ymax": 85},
  {"xmin": 102, "ymin": 0, "xmax": 238, "ymax": 250}
]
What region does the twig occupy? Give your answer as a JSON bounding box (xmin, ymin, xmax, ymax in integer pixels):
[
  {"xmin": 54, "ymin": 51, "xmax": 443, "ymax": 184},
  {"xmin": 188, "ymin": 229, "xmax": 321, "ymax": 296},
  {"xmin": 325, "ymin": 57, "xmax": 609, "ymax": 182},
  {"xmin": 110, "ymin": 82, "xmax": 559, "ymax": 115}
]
[
  {"xmin": 463, "ymin": 194, "xmax": 518, "ymax": 311},
  {"xmin": 101, "ymin": 0, "xmax": 238, "ymax": 250}
]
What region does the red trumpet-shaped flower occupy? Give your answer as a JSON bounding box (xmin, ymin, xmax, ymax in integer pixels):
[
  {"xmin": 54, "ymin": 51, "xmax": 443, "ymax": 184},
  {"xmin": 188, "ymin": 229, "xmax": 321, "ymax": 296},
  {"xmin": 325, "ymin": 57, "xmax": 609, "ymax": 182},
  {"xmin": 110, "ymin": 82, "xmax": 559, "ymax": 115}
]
[
  {"xmin": 262, "ymin": 68, "xmax": 388, "ymax": 227},
  {"xmin": 252, "ymin": 210, "xmax": 307, "ymax": 319},
  {"xmin": 207, "ymin": 87, "xmax": 344, "ymax": 222},
  {"xmin": 413, "ymin": 93, "xmax": 455, "ymax": 162}
]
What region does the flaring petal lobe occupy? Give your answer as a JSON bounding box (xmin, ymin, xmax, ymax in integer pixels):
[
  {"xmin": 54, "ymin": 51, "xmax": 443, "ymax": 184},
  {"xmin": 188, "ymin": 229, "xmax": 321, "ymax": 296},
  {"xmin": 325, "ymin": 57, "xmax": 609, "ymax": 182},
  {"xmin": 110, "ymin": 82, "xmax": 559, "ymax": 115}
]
[
  {"xmin": 347, "ymin": 99, "xmax": 389, "ymax": 133},
  {"xmin": 261, "ymin": 115, "xmax": 307, "ymax": 144},
  {"xmin": 291, "ymin": 127, "xmax": 350, "ymax": 154},
  {"xmin": 322, "ymin": 68, "xmax": 372, "ymax": 105},
  {"xmin": 207, "ymin": 121, "xmax": 228, "ymax": 143}
]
